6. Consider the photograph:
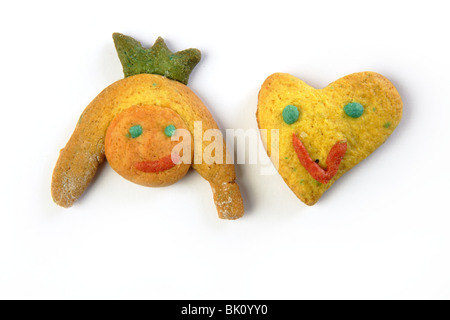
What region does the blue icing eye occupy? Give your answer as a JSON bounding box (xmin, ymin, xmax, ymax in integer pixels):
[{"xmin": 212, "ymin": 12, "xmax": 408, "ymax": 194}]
[
  {"xmin": 282, "ymin": 105, "xmax": 300, "ymax": 124},
  {"xmin": 128, "ymin": 124, "xmax": 143, "ymax": 138},
  {"xmin": 164, "ymin": 124, "xmax": 176, "ymax": 137},
  {"xmin": 344, "ymin": 102, "xmax": 364, "ymax": 118}
]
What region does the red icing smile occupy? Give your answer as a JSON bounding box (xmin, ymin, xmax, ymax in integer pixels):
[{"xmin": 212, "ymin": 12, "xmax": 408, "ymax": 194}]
[
  {"xmin": 134, "ymin": 153, "xmax": 180, "ymax": 173},
  {"xmin": 292, "ymin": 134, "xmax": 347, "ymax": 184}
]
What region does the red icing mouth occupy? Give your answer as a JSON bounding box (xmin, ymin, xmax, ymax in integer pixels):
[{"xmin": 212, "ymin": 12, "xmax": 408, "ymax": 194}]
[
  {"xmin": 292, "ymin": 134, "xmax": 347, "ymax": 184},
  {"xmin": 134, "ymin": 153, "xmax": 180, "ymax": 173}
]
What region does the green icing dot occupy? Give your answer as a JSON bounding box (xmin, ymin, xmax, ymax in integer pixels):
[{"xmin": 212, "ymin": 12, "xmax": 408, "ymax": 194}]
[
  {"xmin": 128, "ymin": 125, "xmax": 143, "ymax": 138},
  {"xmin": 282, "ymin": 105, "xmax": 300, "ymax": 124},
  {"xmin": 384, "ymin": 122, "xmax": 391, "ymax": 128},
  {"xmin": 344, "ymin": 102, "xmax": 364, "ymax": 118},
  {"xmin": 164, "ymin": 124, "xmax": 176, "ymax": 137}
]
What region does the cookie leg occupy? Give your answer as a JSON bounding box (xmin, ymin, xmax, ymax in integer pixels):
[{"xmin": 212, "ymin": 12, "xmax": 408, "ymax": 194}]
[{"xmin": 51, "ymin": 90, "xmax": 116, "ymax": 207}]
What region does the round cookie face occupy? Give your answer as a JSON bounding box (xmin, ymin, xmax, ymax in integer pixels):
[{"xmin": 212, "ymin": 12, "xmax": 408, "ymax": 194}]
[{"xmin": 105, "ymin": 105, "xmax": 193, "ymax": 187}]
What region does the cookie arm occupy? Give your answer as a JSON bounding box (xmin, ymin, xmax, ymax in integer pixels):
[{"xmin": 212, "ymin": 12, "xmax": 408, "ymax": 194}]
[
  {"xmin": 168, "ymin": 80, "xmax": 245, "ymax": 219},
  {"xmin": 51, "ymin": 90, "xmax": 114, "ymax": 207},
  {"xmin": 194, "ymin": 150, "xmax": 244, "ymax": 220},
  {"xmin": 51, "ymin": 130, "xmax": 105, "ymax": 207},
  {"xmin": 200, "ymin": 139, "xmax": 244, "ymax": 220}
]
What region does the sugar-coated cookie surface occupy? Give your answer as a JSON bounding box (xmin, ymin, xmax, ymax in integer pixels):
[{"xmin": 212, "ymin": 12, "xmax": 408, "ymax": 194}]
[{"xmin": 257, "ymin": 72, "xmax": 402, "ymax": 205}]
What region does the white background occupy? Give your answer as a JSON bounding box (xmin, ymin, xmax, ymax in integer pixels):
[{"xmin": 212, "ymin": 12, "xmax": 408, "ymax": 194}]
[{"xmin": 1, "ymin": 0, "xmax": 449, "ymax": 299}]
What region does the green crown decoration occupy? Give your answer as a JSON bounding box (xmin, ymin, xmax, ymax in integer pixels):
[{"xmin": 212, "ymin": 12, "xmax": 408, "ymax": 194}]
[{"xmin": 113, "ymin": 33, "xmax": 201, "ymax": 85}]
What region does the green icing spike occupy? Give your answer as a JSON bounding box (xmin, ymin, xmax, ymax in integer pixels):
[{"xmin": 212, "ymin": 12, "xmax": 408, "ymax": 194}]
[{"xmin": 112, "ymin": 33, "xmax": 201, "ymax": 85}]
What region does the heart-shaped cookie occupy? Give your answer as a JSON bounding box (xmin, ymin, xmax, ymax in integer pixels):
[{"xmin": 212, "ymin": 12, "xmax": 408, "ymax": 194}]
[{"xmin": 257, "ymin": 72, "xmax": 402, "ymax": 205}]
